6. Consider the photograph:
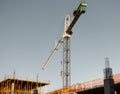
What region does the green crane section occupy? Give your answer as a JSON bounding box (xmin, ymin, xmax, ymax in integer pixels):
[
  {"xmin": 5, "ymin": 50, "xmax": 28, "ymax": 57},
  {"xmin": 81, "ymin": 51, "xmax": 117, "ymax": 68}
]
[{"xmin": 66, "ymin": 0, "xmax": 87, "ymax": 36}]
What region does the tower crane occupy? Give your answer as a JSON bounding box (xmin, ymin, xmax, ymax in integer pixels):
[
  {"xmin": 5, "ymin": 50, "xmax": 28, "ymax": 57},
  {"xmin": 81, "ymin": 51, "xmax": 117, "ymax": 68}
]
[{"xmin": 42, "ymin": 0, "xmax": 87, "ymax": 88}]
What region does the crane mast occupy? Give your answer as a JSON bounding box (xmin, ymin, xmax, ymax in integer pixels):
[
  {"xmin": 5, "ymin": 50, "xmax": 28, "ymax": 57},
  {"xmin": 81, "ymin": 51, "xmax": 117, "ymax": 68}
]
[
  {"xmin": 63, "ymin": 14, "xmax": 71, "ymax": 87},
  {"xmin": 42, "ymin": 0, "xmax": 87, "ymax": 89}
]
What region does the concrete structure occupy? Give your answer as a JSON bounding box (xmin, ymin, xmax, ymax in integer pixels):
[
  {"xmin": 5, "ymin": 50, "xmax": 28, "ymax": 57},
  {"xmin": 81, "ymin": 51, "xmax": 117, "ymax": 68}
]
[
  {"xmin": 0, "ymin": 76, "xmax": 49, "ymax": 94},
  {"xmin": 47, "ymin": 73, "xmax": 120, "ymax": 94}
]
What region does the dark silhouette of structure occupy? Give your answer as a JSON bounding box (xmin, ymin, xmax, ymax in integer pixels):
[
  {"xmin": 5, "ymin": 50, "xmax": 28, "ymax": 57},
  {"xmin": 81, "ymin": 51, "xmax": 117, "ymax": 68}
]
[{"xmin": 104, "ymin": 58, "xmax": 115, "ymax": 94}]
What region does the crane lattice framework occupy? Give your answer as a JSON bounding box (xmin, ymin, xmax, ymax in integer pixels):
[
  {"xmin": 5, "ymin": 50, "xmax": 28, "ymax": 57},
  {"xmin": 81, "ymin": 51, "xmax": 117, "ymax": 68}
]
[
  {"xmin": 63, "ymin": 14, "xmax": 71, "ymax": 87},
  {"xmin": 42, "ymin": 0, "xmax": 87, "ymax": 88}
]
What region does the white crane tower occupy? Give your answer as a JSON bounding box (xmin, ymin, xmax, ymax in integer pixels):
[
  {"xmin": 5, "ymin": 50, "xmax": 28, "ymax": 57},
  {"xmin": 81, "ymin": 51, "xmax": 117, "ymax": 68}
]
[{"xmin": 42, "ymin": 0, "xmax": 87, "ymax": 88}]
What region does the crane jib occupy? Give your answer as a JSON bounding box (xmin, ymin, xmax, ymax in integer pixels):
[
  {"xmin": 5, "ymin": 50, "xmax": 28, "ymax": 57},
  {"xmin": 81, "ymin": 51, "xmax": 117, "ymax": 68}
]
[{"xmin": 42, "ymin": 37, "xmax": 65, "ymax": 70}]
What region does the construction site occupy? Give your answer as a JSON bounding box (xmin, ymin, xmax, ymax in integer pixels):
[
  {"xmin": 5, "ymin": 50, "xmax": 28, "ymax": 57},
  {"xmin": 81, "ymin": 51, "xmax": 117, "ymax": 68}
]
[
  {"xmin": 0, "ymin": 0, "xmax": 120, "ymax": 94},
  {"xmin": 0, "ymin": 65, "xmax": 120, "ymax": 94}
]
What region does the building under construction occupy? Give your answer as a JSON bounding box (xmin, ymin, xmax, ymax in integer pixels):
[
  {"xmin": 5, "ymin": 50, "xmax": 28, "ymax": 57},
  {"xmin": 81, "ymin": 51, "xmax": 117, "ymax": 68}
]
[
  {"xmin": 0, "ymin": 75, "xmax": 49, "ymax": 94},
  {"xmin": 47, "ymin": 73, "xmax": 120, "ymax": 94},
  {"xmin": 47, "ymin": 58, "xmax": 120, "ymax": 94}
]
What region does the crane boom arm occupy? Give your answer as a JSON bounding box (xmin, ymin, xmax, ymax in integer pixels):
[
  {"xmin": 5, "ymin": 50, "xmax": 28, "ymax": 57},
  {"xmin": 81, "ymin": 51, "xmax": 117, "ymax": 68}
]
[{"xmin": 42, "ymin": 37, "xmax": 65, "ymax": 70}]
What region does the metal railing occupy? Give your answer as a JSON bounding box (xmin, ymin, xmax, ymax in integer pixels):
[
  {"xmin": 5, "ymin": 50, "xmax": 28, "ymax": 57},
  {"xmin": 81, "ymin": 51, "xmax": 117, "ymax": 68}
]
[{"xmin": 47, "ymin": 73, "xmax": 120, "ymax": 94}]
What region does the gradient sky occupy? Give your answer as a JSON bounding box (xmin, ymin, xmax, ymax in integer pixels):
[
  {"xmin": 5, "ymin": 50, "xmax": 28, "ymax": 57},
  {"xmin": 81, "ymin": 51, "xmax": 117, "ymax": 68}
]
[{"xmin": 0, "ymin": 0, "xmax": 120, "ymax": 92}]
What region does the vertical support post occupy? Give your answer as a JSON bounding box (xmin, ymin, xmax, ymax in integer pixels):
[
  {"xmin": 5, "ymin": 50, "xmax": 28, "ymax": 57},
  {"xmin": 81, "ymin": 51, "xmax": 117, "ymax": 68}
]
[
  {"xmin": 13, "ymin": 70, "xmax": 15, "ymax": 79},
  {"xmin": 11, "ymin": 82, "xmax": 14, "ymax": 94}
]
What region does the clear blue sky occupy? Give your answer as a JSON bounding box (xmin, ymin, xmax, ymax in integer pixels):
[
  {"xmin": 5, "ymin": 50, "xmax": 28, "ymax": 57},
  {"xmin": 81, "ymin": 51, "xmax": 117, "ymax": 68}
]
[{"xmin": 0, "ymin": 0, "xmax": 120, "ymax": 92}]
